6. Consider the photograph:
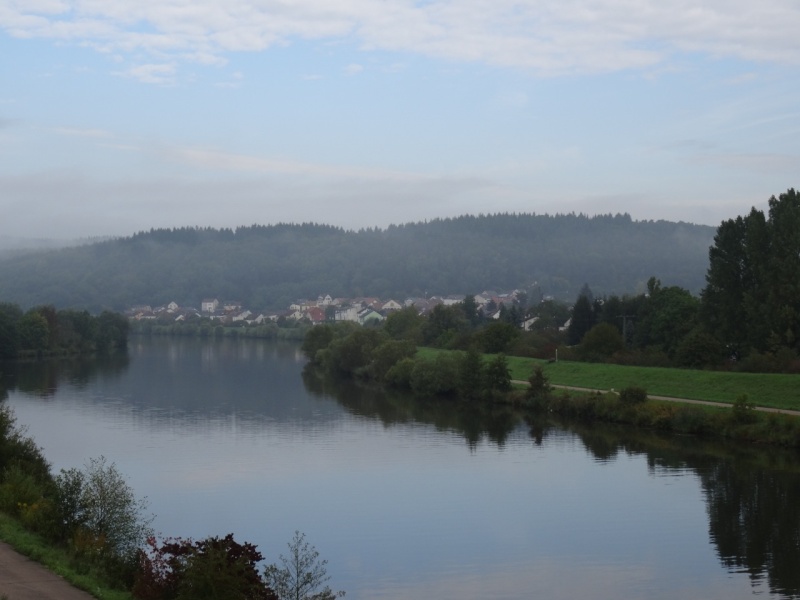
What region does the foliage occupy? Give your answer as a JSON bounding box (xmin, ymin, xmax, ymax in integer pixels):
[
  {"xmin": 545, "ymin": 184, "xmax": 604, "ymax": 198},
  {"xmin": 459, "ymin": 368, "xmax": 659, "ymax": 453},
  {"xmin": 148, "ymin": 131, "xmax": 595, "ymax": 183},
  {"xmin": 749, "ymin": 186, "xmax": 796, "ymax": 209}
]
[
  {"xmin": 55, "ymin": 457, "xmax": 153, "ymax": 562},
  {"xmin": 0, "ymin": 215, "xmax": 715, "ymax": 311},
  {"xmin": 0, "ymin": 512, "xmax": 133, "ymax": 600},
  {"xmin": 134, "ymin": 534, "xmax": 276, "ymax": 600},
  {"xmin": 369, "ymin": 339, "xmax": 417, "ymax": 381},
  {"xmin": 264, "ymin": 530, "xmax": 345, "ymax": 600},
  {"xmin": 475, "ymin": 321, "xmax": 519, "ymax": 354},
  {"xmin": 731, "ymin": 394, "xmax": 757, "ymax": 425},
  {"xmin": 526, "ymin": 367, "xmax": 551, "ymax": 402},
  {"xmin": 0, "ymin": 303, "xmax": 129, "ymax": 357},
  {"xmin": 580, "ymin": 322, "xmax": 624, "ymax": 359},
  {"xmin": 323, "ymin": 328, "xmax": 386, "ymax": 376},
  {"xmin": 457, "ymin": 347, "xmax": 484, "ymax": 400},
  {"xmin": 702, "ymin": 189, "xmax": 800, "ymax": 356},
  {"xmin": 382, "ymin": 306, "xmax": 424, "ymax": 343},
  {"xmin": 483, "ymin": 354, "xmax": 512, "ymax": 394},
  {"xmin": 618, "ymin": 387, "xmax": 648, "ymax": 405},
  {"xmin": 410, "ymin": 353, "xmax": 460, "ymax": 397},
  {"xmin": 0, "ymin": 406, "xmax": 53, "ymax": 517},
  {"xmin": 301, "ymin": 325, "xmax": 335, "ymax": 361},
  {"xmin": 421, "ymin": 304, "xmax": 469, "ymax": 348},
  {"xmin": 567, "ymin": 286, "xmax": 596, "ymax": 345}
]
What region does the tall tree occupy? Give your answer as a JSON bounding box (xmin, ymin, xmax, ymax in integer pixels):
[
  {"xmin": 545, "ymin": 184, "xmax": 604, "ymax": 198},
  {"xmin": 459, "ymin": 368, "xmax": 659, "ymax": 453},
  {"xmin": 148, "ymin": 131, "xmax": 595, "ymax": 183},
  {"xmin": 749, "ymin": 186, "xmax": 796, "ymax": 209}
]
[
  {"xmin": 567, "ymin": 285, "xmax": 596, "ymax": 345},
  {"xmin": 702, "ymin": 189, "xmax": 800, "ymax": 355}
]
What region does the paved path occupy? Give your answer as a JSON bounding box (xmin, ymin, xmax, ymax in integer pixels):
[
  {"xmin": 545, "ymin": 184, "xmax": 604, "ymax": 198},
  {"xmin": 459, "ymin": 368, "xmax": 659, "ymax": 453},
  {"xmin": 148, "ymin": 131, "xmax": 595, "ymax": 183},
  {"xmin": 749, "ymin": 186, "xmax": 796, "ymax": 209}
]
[
  {"xmin": 0, "ymin": 542, "xmax": 96, "ymax": 600},
  {"xmin": 512, "ymin": 381, "xmax": 800, "ymax": 417}
]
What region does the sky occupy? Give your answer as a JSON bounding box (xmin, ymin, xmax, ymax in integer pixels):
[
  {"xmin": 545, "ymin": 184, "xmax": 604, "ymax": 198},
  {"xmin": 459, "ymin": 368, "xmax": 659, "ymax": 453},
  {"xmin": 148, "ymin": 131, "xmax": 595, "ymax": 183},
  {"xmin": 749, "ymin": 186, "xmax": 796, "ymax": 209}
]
[{"xmin": 1, "ymin": 0, "xmax": 799, "ymax": 240}]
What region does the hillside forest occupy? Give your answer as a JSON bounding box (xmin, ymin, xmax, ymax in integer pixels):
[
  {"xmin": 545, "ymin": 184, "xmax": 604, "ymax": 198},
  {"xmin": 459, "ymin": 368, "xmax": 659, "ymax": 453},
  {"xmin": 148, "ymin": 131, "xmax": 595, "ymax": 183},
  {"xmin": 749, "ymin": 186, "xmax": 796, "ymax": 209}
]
[
  {"xmin": 299, "ymin": 190, "xmax": 800, "ymax": 374},
  {"xmin": 0, "ymin": 212, "xmax": 714, "ymax": 312}
]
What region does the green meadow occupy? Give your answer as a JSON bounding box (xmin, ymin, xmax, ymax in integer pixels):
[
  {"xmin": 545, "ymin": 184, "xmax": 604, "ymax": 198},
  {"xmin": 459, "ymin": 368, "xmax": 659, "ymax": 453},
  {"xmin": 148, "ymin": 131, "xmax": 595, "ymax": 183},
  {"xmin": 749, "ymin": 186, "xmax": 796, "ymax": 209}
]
[{"xmin": 416, "ymin": 348, "xmax": 800, "ymax": 412}]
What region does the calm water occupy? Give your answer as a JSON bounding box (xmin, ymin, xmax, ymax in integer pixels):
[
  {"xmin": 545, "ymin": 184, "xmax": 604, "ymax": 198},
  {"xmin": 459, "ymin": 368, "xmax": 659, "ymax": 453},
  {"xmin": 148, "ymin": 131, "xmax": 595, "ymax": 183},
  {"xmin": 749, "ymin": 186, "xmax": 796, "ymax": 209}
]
[{"xmin": 3, "ymin": 336, "xmax": 800, "ymax": 599}]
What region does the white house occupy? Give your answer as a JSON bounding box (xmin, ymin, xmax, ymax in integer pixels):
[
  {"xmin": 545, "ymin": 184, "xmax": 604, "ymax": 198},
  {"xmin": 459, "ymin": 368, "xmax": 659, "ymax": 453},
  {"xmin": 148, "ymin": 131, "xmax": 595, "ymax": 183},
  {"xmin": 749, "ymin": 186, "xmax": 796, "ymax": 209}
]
[
  {"xmin": 335, "ymin": 306, "xmax": 360, "ymax": 323},
  {"xmin": 382, "ymin": 299, "xmax": 403, "ymax": 311},
  {"xmin": 201, "ymin": 299, "xmax": 219, "ymax": 313}
]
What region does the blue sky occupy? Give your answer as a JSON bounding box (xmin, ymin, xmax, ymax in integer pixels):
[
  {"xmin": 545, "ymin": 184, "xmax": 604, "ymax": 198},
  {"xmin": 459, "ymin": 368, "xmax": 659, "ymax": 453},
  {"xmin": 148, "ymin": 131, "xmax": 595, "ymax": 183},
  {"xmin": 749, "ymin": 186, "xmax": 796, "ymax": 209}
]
[{"xmin": 1, "ymin": 1, "xmax": 799, "ymax": 239}]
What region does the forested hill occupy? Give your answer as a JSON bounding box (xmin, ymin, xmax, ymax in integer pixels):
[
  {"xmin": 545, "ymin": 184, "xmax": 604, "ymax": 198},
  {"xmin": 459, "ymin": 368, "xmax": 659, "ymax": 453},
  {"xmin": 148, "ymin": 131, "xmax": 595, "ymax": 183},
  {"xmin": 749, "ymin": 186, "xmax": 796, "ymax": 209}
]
[{"xmin": 0, "ymin": 213, "xmax": 715, "ymax": 311}]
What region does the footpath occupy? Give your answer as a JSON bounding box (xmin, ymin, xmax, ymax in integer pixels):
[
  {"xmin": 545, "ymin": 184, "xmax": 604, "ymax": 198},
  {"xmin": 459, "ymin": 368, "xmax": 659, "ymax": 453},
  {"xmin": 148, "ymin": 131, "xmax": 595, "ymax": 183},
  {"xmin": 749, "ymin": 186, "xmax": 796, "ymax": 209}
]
[
  {"xmin": 0, "ymin": 542, "xmax": 96, "ymax": 600},
  {"xmin": 511, "ymin": 381, "xmax": 800, "ymax": 417}
]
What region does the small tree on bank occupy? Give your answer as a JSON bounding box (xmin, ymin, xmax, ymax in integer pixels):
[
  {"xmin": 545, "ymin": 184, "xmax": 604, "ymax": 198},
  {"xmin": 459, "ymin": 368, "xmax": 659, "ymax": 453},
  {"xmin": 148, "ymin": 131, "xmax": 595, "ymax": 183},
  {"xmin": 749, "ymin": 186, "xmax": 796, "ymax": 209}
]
[{"xmin": 264, "ymin": 531, "xmax": 345, "ymax": 600}]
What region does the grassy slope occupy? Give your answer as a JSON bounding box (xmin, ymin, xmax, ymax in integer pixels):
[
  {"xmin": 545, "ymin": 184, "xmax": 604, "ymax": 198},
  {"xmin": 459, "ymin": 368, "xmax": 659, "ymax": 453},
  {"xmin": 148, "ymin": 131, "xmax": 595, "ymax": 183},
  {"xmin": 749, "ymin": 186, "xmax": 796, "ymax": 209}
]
[
  {"xmin": 416, "ymin": 348, "xmax": 800, "ymax": 412},
  {"xmin": 0, "ymin": 513, "xmax": 132, "ymax": 600}
]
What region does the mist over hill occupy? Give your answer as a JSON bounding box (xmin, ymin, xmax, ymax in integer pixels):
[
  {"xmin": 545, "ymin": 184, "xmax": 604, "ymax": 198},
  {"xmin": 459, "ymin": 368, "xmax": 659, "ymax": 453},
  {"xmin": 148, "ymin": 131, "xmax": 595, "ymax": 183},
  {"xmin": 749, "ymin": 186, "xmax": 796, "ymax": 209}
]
[{"xmin": 0, "ymin": 213, "xmax": 715, "ymax": 311}]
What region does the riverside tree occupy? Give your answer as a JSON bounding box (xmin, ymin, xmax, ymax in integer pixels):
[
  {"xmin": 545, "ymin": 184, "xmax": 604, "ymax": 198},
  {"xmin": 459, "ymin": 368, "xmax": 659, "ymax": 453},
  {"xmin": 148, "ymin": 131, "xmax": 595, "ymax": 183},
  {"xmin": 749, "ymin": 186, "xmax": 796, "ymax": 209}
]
[
  {"xmin": 264, "ymin": 530, "xmax": 345, "ymax": 600},
  {"xmin": 55, "ymin": 456, "xmax": 153, "ymax": 562},
  {"xmin": 702, "ymin": 189, "xmax": 800, "ymax": 357}
]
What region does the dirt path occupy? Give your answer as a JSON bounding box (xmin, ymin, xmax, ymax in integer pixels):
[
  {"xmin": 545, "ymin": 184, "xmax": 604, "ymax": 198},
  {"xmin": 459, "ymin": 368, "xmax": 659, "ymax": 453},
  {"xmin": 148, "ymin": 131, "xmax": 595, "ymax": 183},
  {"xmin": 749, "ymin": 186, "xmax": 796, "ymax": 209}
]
[
  {"xmin": 512, "ymin": 381, "xmax": 800, "ymax": 417},
  {"xmin": 0, "ymin": 542, "xmax": 97, "ymax": 600}
]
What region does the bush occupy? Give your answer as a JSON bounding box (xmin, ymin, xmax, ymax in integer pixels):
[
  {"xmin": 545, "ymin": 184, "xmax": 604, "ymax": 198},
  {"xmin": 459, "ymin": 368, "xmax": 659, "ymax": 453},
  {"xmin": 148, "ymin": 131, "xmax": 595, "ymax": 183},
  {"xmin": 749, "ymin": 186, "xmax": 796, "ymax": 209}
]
[
  {"xmin": 410, "ymin": 354, "xmax": 460, "ymax": 397},
  {"xmin": 384, "ymin": 357, "xmax": 415, "ymax": 389},
  {"xmin": 618, "ymin": 387, "xmax": 648, "ymax": 405},
  {"xmin": 731, "ymin": 394, "xmax": 757, "ymax": 425},
  {"xmin": 526, "ymin": 366, "xmax": 551, "ymax": 402},
  {"xmin": 134, "ymin": 534, "xmax": 277, "ymax": 600},
  {"xmin": 55, "ymin": 456, "xmax": 154, "ymax": 562}
]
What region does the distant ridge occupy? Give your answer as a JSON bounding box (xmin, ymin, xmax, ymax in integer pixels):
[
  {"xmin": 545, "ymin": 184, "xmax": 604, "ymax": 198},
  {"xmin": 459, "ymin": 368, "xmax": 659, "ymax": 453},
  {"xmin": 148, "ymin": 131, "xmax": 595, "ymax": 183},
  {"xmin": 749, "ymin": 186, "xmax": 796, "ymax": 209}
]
[{"xmin": 0, "ymin": 213, "xmax": 715, "ymax": 311}]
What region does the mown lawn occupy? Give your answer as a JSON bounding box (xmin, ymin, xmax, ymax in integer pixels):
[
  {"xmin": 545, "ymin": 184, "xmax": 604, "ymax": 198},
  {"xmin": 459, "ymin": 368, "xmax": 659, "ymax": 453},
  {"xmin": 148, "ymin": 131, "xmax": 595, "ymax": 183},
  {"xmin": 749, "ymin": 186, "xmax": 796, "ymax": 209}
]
[{"xmin": 415, "ymin": 347, "xmax": 800, "ymax": 412}]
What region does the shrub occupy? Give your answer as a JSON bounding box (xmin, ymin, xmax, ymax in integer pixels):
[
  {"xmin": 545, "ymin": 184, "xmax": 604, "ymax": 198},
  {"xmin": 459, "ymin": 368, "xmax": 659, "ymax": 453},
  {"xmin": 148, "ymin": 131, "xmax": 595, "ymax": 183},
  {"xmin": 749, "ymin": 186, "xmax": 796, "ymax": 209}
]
[
  {"xmin": 384, "ymin": 357, "xmax": 415, "ymax": 389},
  {"xmin": 731, "ymin": 394, "xmax": 757, "ymax": 425},
  {"xmin": 55, "ymin": 456, "xmax": 154, "ymax": 562},
  {"xmin": 526, "ymin": 366, "xmax": 551, "ymax": 402},
  {"xmin": 618, "ymin": 387, "xmax": 648, "ymax": 405},
  {"xmin": 410, "ymin": 354, "xmax": 459, "ymax": 397},
  {"xmin": 134, "ymin": 534, "xmax": 277, "ymax": 600}
]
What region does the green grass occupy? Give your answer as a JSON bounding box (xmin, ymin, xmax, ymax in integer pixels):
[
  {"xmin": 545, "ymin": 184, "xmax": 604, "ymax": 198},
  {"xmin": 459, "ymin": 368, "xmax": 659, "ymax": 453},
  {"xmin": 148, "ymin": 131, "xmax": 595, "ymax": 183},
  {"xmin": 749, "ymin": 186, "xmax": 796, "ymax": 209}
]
[
  {"xmin": 415, "ymin": 347, "xmax": 800, "ymax": 412},
  {"xmin": 0, "ymin": 512, "xmax": 132, "ymax": 600}
]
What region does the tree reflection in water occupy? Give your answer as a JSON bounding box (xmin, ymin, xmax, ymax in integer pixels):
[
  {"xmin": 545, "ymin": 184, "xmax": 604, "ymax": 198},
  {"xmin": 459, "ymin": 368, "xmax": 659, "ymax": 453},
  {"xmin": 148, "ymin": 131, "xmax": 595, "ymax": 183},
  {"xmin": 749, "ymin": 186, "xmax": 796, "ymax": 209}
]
[{"xmin": 306, "ymin": 365, "xmax": 800, "ymax": 599}]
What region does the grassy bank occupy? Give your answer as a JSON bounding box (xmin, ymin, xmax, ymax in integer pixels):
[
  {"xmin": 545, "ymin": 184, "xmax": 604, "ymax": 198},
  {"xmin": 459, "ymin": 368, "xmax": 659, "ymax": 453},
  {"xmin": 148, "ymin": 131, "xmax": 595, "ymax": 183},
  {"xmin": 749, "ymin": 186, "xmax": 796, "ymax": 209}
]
[
  {"xmin": 416, "ymin": 348, "xmax": 800, "ymax": 412},
  {"xmin": 0, "ymin": 512, "xmax": 132, "ymax": 600},
  {"xmin": 521, "ymin": 388, "xmax": 800, "ymax": 447}
]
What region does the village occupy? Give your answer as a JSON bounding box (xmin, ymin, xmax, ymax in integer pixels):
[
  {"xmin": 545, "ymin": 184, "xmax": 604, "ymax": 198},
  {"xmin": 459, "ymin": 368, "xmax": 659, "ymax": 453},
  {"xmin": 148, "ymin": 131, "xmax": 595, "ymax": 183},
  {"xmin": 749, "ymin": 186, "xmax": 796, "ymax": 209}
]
[{"xmin": 125, "ymin": 289, "xmax": 544, "ymax": 330}]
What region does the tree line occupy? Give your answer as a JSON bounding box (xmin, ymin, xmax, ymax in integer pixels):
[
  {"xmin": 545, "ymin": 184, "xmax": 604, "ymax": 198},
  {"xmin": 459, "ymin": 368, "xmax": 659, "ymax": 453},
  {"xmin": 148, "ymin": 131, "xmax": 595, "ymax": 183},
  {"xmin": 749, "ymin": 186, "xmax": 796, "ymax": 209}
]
[
  {"xmin": 0, "ymin": 213, "xmax": 714, "ymax": 311},
  {"xmin": 564, "ymin": 189, "xmax": 800, "ymax": 371},
  {"xmin": 301, "ymin": 189, "xmax": 800, "ymax": 375},
  {"xmin": 0, "ymin": 303, "xmax": 129, "ymax": 359}
]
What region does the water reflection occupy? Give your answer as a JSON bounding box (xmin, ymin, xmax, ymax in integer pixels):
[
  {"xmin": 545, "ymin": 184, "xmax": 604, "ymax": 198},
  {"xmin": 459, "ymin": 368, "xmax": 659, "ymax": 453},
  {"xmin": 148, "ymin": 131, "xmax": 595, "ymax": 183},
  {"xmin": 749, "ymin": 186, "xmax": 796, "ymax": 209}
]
[
  {"xmin": 302, "ymin": 365, "xmax": 521, "ymax": 449},
  {"xmin": 3, "ymin": 337, "xmax": 800, "ymax": 599},
  {"xmin": 550, "ymin": 421, "xmax": 800, "ymax": 599},
  {"xmin": 309, "ymin": 365, "xmax": 800, "ymax": 600},
  {"xmin": 1, "ymin": 352, "xmax": 130, "ymax": 397}
]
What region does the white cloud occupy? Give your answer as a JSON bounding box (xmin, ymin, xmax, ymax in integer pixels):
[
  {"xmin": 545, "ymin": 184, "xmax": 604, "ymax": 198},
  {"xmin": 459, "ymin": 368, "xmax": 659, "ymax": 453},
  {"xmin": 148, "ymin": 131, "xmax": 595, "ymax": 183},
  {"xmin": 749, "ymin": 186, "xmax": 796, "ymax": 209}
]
[
  {"xmin": 1, "ymin": 1, "xmax": 799, "ymax": 80},
  {"xmin": 115, "ymin": 62, "xmax": 177, "ymax": 84},
  {"xmin": 170, "ymin": 144, "xmax": 444, "ymax": 182},
  {"xmin": 344, "ymin": 62, "xmax": 363, "ymax": 75},
  {"xmin": 54, "ymin": 126, "xmax": 112, "ymax": 138}
]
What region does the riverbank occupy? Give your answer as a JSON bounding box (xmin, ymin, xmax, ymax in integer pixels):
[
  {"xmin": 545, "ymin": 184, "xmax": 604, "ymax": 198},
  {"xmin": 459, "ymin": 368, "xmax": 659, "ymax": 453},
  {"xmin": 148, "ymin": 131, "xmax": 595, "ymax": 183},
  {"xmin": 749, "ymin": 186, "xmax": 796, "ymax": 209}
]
[
  {"xmin": 415, "ymin": 347, "xmax": 800, "ymax": 412},
  {"xmin": 0, "ymin": 513, "xmax": 130, "ymax": 600}
]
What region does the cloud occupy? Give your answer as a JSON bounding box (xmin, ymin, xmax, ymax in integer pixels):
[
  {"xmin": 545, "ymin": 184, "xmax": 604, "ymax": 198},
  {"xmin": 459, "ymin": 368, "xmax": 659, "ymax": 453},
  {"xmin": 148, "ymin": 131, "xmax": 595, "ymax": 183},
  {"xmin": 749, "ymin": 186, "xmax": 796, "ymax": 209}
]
[
  {"xmin": 54, "ymin": 126, "xmax": 113, "ymax": 138},
  {"xmin": 694, "ymin": 152, "xmax": 800, "ymax": 174},
  {"xmin": 169, "ymin": 144, "xmax": 482, "ymax": 184},
  {"xmin": 115, "ymin": 62, "xmax": 177, "ymax": 84},
  {"xmin": 344, "ymin": 63, "xmax": 363, "ymax": 75},
  {"xmin": 2, "ymin": 1, "xmax": 799, "ymax": 80},
  {"xmin": 0, "ymin": 169, "xmax": 497, "ymax": 239}
]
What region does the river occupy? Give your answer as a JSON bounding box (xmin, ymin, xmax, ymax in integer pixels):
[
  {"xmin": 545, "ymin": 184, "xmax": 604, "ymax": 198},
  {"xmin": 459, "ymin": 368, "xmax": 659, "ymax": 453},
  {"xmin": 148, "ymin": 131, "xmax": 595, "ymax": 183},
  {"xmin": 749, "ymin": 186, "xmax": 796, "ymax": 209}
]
[{"xmin": 2, "ymin": 336, "xmax": 799, "ymax": 599}]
